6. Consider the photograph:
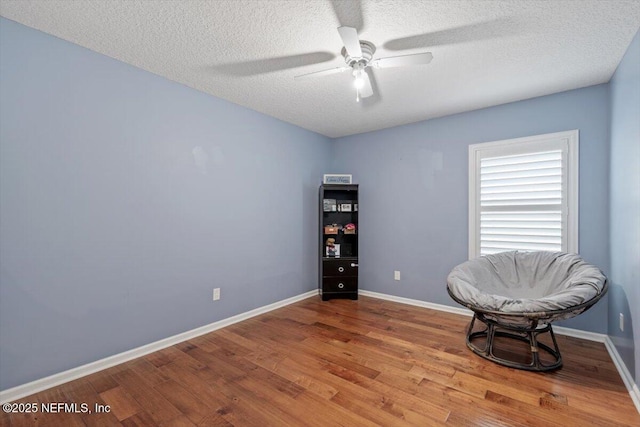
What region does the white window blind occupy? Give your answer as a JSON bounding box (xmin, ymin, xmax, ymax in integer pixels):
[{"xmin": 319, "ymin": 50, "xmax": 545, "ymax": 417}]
[
  {"xmin": 469, "ymin": 131, "xmax": 578, "ymax": 259},
  {"xmin": 480, "ymin": 150, "xmax": 563, "ymax": 255}
]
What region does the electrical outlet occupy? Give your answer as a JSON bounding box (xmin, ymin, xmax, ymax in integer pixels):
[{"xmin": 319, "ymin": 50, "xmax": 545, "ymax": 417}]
[
  {"xmin": 213, "ymin": 288, "xmax": 221, "ymax": 301},
  {"xmin": 620, "ymin": 313, "xmax": 624, "ymax": 331},
  {"xmin": 394, "ymin": 271, "xmax": 401, "ymax": 281}
]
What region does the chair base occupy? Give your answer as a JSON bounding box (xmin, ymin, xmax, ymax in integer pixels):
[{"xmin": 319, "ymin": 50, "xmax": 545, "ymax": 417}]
[{"xmin": 466, "ymin": 313, "xmax": 562, "ymax": 372}]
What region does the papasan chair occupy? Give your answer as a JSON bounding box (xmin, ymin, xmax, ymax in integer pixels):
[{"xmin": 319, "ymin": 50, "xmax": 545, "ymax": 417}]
[{"xmin": 447, "ymin": 251, "xmax": 607, "ymax": 371}]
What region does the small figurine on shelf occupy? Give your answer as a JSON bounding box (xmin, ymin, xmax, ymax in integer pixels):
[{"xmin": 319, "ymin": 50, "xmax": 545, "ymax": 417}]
[{"xmin": 326, "ymin": 238, "xmax": 340, "ymax": 257}]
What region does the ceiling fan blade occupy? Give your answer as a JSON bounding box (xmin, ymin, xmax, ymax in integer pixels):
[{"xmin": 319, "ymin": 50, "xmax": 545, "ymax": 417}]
[
  {"xmin": 373, "ymin": 52, "xmax": 433, "ymax": 68},
  {"xmin": 338, "ymin": 26, "xmax": 363, "ymax": 58},
  {"xmin": 359, "ymin": 69, "xmax": 373, "ymax": 98},
  {"xmin": 212, "ymin": 52, "xmax": 336, "ymax": 76},
  {"xmin": 383, "ymin": 19, "xmax": 519, "ymax": 51},
  {"xmin": 331, "ymin": 0, "xmax": 364, "ymax": 33},
  {"xmin": 294, "ymin": 66, "xmax": 349, "ymax": 80}
]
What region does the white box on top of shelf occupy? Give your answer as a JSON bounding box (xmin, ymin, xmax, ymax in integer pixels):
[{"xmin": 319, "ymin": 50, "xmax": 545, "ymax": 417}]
[{"xmin": 323, "ymin": 174, "xmax": 352, "ymax": 184}]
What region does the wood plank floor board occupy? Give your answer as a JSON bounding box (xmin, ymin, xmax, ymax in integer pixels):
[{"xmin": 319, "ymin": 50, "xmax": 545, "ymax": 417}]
[
  {"xmin": 261, "ymin": 346, "xmax": 444, "ymax": 425},
  {"xmin": 327, "ymin": 364, "xmax": 451, "ymax": 424},
  {"xmin": 185, "ymin": 336, "xmax": 222, "ymax": 355},
  {"xmin": 244, "ymin": 351, "xmax": 340, "ymax": 400},
  {"xmin": 127, "ymin": 360, "xmax": 170, "ymax": 389},
  {"xmin": 35, "ymin": 386, "xmax": 87, "ymax": 427},
  {"xmin": 318, "ymin": 334, "xmax": 417, "ymax": 373},
  {"xmin": 153, "ymin": 379, "xmax": 218, "ymax": 426},
  {"xmin": 420, "ymin": 378, "xmax": 609, "ymax": 427},
  {"xmin": 118, "ymin": 411, "xmax": 156, "ymax": 427},
  {"xmin": 99, "ymin": 386, "xmax": 142, "ymax": 422},
  {"xmin": 219, "ymin": 328, "xmax": 277, "ymax": 354},
  {"xmin": 109, "ymin": 369, "xmax": 183, "ymax": 425},
  {"xmin": 84, "ymin": 371, "xmax": 119, "ymax": 395},
  {"xmin": 213, "ymin": 373, "xmax": 314, "ymax": 427},
  {"xmin": 212, "ymin": 351, "xmax": 307, "ymax": 400},
  {"xmin": 62, "ymin": 381, "xmax": 117, "ymax": 427},
  {"xmin": 4, "ymin": 296, "xmax": 639, "ymax": 426}
]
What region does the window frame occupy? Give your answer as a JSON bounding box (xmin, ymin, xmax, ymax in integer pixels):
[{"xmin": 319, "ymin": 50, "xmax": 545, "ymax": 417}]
[{"xmin": 468, "ymin": 130, "xmax": 579, "ymax": 259}]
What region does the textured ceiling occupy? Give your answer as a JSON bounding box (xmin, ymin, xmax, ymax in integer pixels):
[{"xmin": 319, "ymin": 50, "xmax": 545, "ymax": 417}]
[{"xmin": 1, "ymin": 1, "xmax": 639, "ymax": 138}]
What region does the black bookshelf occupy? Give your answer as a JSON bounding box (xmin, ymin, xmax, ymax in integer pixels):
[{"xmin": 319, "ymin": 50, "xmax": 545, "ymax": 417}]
[{"xmin": 319, "ymin": 184, "xmax": 358, "ymax": 300}]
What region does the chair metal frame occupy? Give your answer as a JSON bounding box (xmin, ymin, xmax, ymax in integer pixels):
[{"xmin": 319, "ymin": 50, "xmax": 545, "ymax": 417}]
[{"xmin": 447, "ymin": 280, "xmax": 608, "ymax": 371}]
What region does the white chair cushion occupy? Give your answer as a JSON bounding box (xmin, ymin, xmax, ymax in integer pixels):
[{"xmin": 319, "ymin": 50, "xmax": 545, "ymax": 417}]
[{"xmin": 447, "ymin": 251, "xmax": 606, "ymax": 315}]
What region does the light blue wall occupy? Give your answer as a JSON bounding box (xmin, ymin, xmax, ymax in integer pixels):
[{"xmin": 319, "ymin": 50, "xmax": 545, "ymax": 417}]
[
  {"xmin": 332, "ymin": 84, "xmax": 611, "ymax": 334},
  {"xmin": 609, "ymin": 30, "xmax": 640, "ymax": 384},
  {"xmin": 0, "ymin": 18, "xmax": 331, "ymax": 390}
]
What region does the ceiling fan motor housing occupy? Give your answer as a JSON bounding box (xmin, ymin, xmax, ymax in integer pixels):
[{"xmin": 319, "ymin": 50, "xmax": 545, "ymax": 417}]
[{"xmin": 342, "ymin": 41, "xmax": 376, "ymax": 68}]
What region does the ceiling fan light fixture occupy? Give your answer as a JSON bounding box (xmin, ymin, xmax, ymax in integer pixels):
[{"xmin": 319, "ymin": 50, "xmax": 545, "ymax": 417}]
[{"xmin": 294, "ymin": 27, "xmax": 432, "ymax": 103}]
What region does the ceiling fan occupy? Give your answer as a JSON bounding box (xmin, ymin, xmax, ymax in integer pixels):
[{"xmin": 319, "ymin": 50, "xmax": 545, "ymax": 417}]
[{"xmin": 294, "ymin": 26, "xmax": 433, "ymax": 102}]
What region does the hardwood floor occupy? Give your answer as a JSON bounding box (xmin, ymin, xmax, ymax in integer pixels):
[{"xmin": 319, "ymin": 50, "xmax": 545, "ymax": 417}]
[{"xmin": 3, "ymin": 296, "xmax": 639, "ymax": 426}]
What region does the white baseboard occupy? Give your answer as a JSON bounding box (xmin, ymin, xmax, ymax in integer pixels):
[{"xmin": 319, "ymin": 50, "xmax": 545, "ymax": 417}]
[
  {"xmin": 359, "ymin": 290, "xmax": 473, "ymax": 317},
  {"xmin": 361, "ymin": 289, "xmax": 639, "ymax": 414},
  {"xmin": 604, "ymin": 336, "xmax": 640, "ymax": 413},
  {"xmin": 552, "ymin": 325, "xmax": 607, "ymax": 342},
  {"xmin": 0, "ymin": 290, "xmax": 318, "ymax": 404}
]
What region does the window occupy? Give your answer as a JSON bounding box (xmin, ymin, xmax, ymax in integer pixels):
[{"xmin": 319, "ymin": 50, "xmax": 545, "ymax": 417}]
[{"xmin": 468, "ymin": 130, "xmax": 578, "ymax": 258}]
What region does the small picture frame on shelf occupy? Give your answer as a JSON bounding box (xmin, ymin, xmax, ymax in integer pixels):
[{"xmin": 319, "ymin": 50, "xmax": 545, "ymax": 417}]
[
  {"xmin": 339, "ymin": 203, "xmax": 352, "ymax": 212},
  {"xmin": 323, "ymin": 199, "xmax": 337, "ymax": 212},
  {"xmin": 326, "ymin": 244, "xmax": 340, "ymax": 257}
]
